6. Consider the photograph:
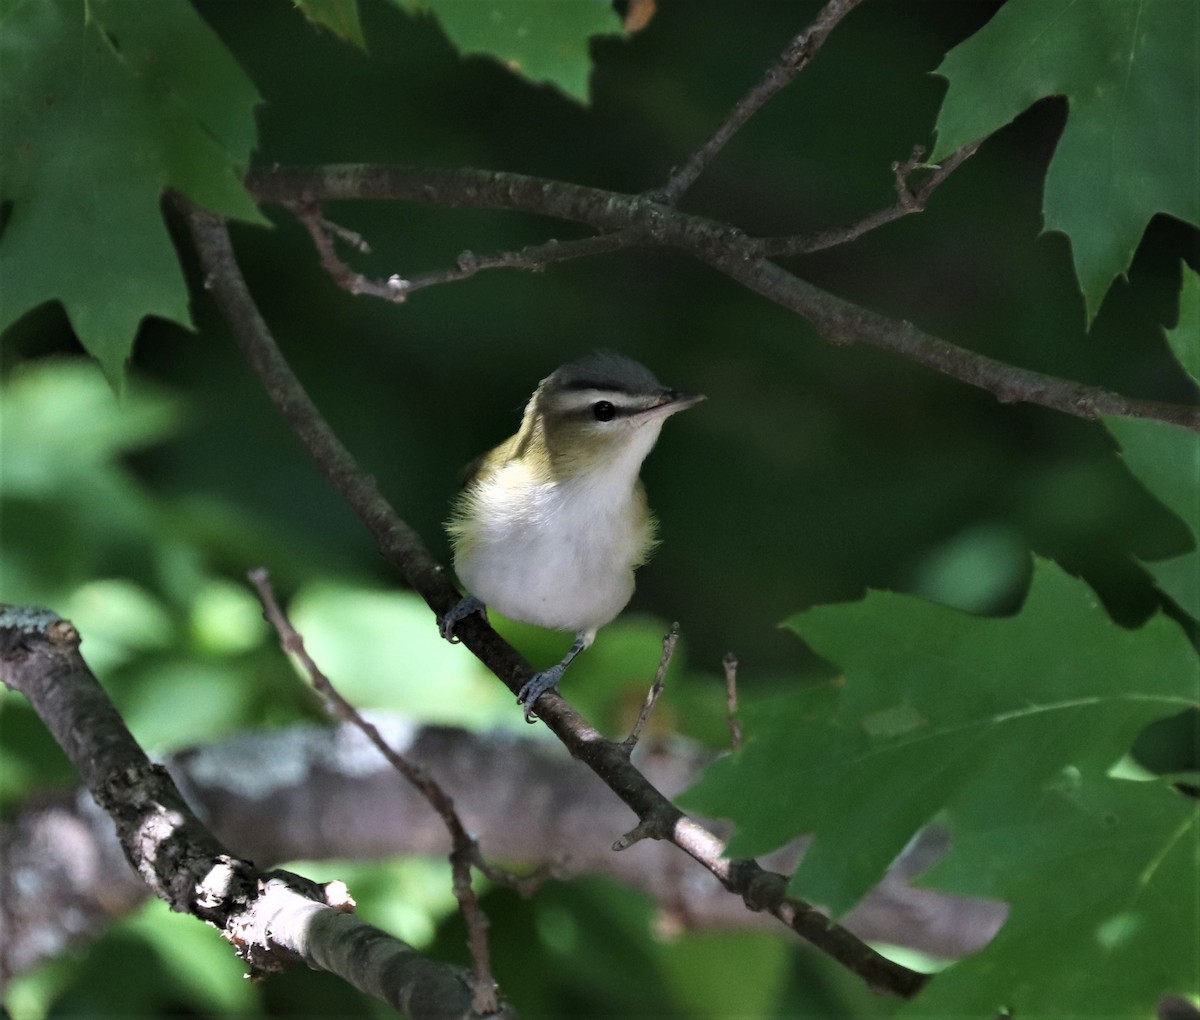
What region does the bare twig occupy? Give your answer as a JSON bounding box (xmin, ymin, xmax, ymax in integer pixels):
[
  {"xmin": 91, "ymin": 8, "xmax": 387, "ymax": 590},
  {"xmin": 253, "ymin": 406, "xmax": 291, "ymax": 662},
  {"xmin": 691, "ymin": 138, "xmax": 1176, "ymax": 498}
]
[
  {"xmin": 759, "ymin": 140, "xmax": 983, "ymax": 256},
  {"xmin": 247, "ymin": 568, "xmax": 502, "ymax": 1014},
  {"xmin": 180, "ymin": 199, "xmax": 929, "ymax": 999},
  {"xmin": 655, "ymin": 0, "xmax": 868, "ymax": 204},
  {"xmin": 723, "ymin": 653, "xmax": 743, "ymax": 751},
  {"xmin": 621, "ymin": 622, "xmax": 681, "ymax": 755},
  {"xmin": 391, "ymin": 230, "xmax": 636, "ymax": 299},
  {"xmin": 290, "ymin": 201, "xmax": 406, "ymax": 302},
  {"xmin": 290, "ymin": 195, "xmax": 634, "ymax": 303}
]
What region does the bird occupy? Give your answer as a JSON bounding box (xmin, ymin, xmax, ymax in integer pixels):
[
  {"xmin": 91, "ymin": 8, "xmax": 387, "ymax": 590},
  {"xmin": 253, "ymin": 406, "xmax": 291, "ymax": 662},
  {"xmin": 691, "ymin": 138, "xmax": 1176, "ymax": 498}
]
[{"xmin": 439, "ymin": 352, "xmax": 704, "ymax": 721}]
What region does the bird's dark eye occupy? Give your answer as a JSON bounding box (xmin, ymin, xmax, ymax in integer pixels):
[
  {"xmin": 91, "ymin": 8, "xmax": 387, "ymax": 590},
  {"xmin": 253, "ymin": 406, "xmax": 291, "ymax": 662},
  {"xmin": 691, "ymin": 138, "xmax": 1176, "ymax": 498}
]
[{"xmin": 592, "ymin": 400, "xmax": 616, "ymax": 422}]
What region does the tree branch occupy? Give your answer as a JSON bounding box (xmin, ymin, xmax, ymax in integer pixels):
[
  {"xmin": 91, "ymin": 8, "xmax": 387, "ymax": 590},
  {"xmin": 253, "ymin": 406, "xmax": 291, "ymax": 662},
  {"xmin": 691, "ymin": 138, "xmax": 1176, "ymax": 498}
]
[
  {"xmin": 759, "ymin": 140, "xmax": 983, "ymax": 256},
  {"xmin": 245, "ymin": 163, "xmax": 1200, "ymax": 432},
  {"xmin": 179, "ymin": 198, "xmax": 929, "ymax": 998},
  {"xmin": 654, "ymin": 0, "xmax": 869, "ymax": 204},
  {"xmin": 0, "ymin": 606, "xmax": 501, "ymax": 1018}
]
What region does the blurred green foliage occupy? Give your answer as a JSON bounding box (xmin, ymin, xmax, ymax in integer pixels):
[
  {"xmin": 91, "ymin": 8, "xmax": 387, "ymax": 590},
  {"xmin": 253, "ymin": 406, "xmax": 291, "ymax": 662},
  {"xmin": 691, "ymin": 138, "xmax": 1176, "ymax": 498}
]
[{"xmin": 2, "ymin": 0, "xmax": 1198, "ymax": 1017}]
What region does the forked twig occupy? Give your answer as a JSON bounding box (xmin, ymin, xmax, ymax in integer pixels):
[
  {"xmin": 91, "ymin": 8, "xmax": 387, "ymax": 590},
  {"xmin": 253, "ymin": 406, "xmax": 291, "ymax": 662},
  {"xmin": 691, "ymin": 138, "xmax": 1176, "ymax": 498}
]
[
  {"xmin": 759, "ymin": 140, "xmax": 983, "ymax": 256},
  {"xmin": 289, "ymin": 201, "xmax": 406, "ymax": 302}
]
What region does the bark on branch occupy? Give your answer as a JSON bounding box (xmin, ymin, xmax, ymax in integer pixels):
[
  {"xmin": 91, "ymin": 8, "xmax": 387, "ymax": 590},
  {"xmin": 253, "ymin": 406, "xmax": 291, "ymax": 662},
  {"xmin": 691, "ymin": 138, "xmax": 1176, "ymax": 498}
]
[{"xmin": 0, "ymin": 605, "xmax": 506, "ymax": 1018}]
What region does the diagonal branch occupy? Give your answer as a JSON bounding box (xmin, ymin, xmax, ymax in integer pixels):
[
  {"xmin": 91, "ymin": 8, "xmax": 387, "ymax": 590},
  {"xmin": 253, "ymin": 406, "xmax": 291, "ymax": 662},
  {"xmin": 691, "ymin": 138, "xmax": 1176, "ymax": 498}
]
[
  {"xmin": 179, "ymin": 197, "xmax": 929, "ymax": 999},
  {"xmin": 655, "ymin": 0, "xmax": 869, "ymax": 204},
  {"xmin": 245, "ymin": 164, "xmax": 1200, "ymax": 432}
]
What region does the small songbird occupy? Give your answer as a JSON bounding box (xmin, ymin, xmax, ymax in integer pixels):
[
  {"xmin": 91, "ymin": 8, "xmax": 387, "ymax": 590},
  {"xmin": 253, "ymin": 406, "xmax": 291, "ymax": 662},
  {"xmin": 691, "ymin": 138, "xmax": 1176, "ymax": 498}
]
[{"xmin": 440, "ymin": 352, "xmax": 704, "ymax": 721}]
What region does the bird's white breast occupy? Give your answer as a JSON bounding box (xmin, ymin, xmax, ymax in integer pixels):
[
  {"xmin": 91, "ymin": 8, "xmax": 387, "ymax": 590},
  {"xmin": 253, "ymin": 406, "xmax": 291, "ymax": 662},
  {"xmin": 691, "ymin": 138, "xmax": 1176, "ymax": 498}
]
[{"xmin": 453, "ymin": 454, "xmax": 654, "ymax": 636}]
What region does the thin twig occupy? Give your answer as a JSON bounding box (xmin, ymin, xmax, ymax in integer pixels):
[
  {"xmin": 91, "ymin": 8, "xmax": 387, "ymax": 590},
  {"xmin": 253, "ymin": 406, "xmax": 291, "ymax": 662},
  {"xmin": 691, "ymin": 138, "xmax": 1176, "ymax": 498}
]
[
  {"xmin": 759, "ymin": 140, "xmax": 983, "ymax": 256},
  {"xmin": 391, "ymin": 230, "xmax": 636, "ymax": 299},
  {"xmin": 290, "ymin": 194, "xmax": 635, "ymax": 303},
  {"xmin": 290, "ymin": 201, "xmax": 406, "ymax": 302},
  {"xmin": 723, "ymin": 653, "xmax": 743, "ymax": 751},
  {"xmin": 655, "ymin": 0, "xmax": 868, "ymax": 204},
  {"xmin": 621, "ymin": 622, "xmax": 681, "ymax": 756},
  {"xmin": 246, "ymin": 568, "xmax": 500, "ymax": 1014}
]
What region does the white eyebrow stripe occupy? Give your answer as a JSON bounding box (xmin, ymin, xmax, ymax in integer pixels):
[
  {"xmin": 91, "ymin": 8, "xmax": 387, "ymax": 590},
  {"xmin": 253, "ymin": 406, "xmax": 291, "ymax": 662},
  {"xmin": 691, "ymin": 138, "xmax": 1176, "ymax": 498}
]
[{"xmin": 552, "ymin": 389, "xmax": 657, "ymax": 415}]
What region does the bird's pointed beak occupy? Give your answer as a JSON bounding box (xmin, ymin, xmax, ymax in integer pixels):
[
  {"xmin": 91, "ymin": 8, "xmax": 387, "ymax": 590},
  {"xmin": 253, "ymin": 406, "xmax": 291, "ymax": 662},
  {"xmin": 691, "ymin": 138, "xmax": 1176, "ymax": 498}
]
[{"xmin": 652, "ymin": 389, "xmax": 706, "ymax": 416}]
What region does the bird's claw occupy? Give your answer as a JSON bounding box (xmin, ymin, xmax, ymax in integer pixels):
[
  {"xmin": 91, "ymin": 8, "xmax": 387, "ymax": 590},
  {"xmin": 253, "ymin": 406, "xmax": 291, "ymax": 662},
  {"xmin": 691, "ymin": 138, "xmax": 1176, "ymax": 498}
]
[
  {"xmin": 439, "ymin": 595, "xmax": 486, "ymax": 644},
  {"xmin": 516, "ymin": 666, "xmax": 565, "ymax": 724}
]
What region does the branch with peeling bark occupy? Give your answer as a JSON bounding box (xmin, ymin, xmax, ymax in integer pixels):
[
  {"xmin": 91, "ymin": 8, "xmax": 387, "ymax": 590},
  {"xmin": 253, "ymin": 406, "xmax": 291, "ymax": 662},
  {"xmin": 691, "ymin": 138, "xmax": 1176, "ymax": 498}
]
[{"xmin": 0, "ymin": 606, "xmax": 506, "ymax": 1018}]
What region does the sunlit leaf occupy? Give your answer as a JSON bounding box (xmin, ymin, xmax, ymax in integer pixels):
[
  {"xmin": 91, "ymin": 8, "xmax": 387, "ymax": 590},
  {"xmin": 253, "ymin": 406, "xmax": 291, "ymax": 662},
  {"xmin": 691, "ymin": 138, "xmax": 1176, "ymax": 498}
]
[{"xmin": 288, "ymin": 583, "xmax": 521, "ymax": 727}]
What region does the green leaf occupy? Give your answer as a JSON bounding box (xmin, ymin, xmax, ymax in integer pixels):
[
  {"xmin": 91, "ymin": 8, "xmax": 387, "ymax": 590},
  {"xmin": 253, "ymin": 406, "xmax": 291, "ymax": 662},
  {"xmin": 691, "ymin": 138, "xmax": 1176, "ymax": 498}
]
[
  {"xmin": 903, "ymin": 780, "xmax": 1198, "ymax": 1019},
  {"xmin": 1166, "ymin": 261, "xmax": 1200, "ymax": 386},
  {"xmin": 932, "ymin": 0, "xmax": 1200, "ymax": 324},
  {"xmin": 0, "ymin": 0, "xmax": 264, "ymax": 385},
  {"xmin": 295, "ymin": 0, "xmax": 366, "ymax": 48},
  {"xmin": 1105, "ymin": 416, "xmax": 1200, "ymax": 619},
  {"xmin": 680, "ymin": 561, "xmax": 1196, "ymax": 916},
  {"xmin": 395, "ymin": 0, "xmax": 622, "ymax": 102}
]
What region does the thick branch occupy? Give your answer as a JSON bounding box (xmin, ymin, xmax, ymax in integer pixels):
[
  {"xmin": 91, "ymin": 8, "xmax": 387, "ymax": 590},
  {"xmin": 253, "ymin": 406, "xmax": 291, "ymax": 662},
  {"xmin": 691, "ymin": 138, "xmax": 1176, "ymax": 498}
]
[
  {"xmin": 0, "ymin": 606, "xmax": 496, "ymax": 1017},
  {"xmin": 179, "ymin": 200, "xmax": 928, "ymax": 997},
  {"xmin": 245, "ymin": 164, "xmax": 1200, "ymax": 432}
]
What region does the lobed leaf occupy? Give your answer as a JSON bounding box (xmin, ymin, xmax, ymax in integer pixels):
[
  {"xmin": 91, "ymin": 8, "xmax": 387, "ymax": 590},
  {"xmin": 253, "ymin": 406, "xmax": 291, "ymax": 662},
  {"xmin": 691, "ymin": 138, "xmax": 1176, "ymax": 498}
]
[
  {"xmin": 932, "ymin": 0, "xmax": 1200, "ymax": 324},
  {"xmin": 0, "ymin": 0, "xmax": 264, "ymax": 386},
  {"xmin": 681, "ymin": 562, "xmax": 1196, "ymax": 917}
]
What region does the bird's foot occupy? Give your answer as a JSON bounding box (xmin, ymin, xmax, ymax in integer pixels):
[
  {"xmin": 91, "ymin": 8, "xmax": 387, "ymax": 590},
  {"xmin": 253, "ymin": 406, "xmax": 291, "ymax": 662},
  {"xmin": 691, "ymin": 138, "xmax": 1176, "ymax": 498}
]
[
  {"xmin": 439, "ymin": 595, "xmax": 486, "ymax": 643},
  {"xmin": 516, "ymin": 664, "xmax": 565, "ymax": 724}
]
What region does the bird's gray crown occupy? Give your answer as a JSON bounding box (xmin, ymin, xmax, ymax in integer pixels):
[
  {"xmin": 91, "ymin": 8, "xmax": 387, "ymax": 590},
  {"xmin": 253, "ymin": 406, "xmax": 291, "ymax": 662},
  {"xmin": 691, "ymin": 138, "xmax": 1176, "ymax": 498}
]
[{"xmin": 547, "ymin": 351, "xmax": 664, "ymax": 396}]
